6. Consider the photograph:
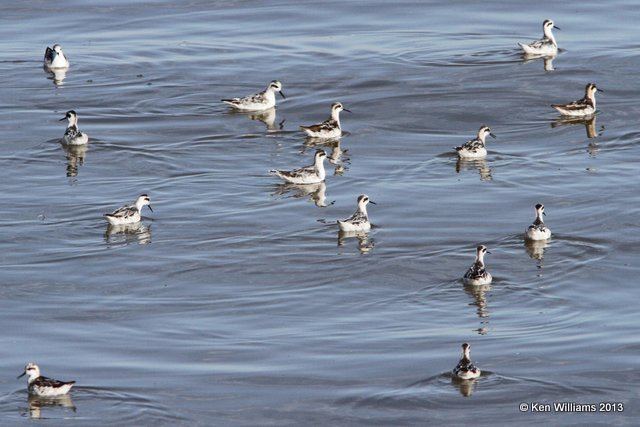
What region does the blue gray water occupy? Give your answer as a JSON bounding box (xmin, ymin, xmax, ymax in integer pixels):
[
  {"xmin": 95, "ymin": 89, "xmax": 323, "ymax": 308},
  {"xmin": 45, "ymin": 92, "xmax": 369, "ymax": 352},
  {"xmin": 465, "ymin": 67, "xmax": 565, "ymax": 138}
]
[{"xmin": 1, "ymin": 1, "xmax": 639, "ymax": 425}]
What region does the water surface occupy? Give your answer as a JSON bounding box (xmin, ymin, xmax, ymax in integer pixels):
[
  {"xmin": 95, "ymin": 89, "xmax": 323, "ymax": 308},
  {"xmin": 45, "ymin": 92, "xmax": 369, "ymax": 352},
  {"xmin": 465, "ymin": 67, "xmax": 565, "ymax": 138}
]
[{"xmin": 0, "ymin": 1, "xmax": 639, "ymax": 425}]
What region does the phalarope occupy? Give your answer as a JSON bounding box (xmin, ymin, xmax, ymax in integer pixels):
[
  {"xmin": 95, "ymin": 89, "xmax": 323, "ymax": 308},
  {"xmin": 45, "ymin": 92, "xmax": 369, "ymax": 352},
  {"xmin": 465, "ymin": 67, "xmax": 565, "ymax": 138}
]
[
  {"xmin": 453, "ymin": 343, "xmax": 481, "ymax": 380},
  {"xmin": 518, "ymin": 19, "xmax": 560, "ymax": 56},
  {"xmin": 552, "ymin": 83, "xmax": 601, "ymax": 117},
  {"xmin": 104, "ymin": 194, "xmax": 153, "ymax": 225},
  {"xmin": 18, "ymin": 363, "xmax": 75, "ymax": 397},
  {"xmin": 463, "ymin": 245, "xmax": 492, "ymax": 286},
  {"xmin": 525, "ymin": 203, "xmax": 551, "ymax": 240},
  {"xmin": 44, "ymin": 44, "xmax": 69, "ymax": 69},
  {"xmin": 60, "ymin": 110, "xmax": 88, "ymax": 145},
  {"xmin": 454, "ymin": 126, "xmax": 496, "ymax": 159},
  {"xmin": 270, "ymin": 150, "xmax": 327, "ymax": 184},
  {"xmin": 300, "ymin": 102, "xmax": 350, "ymax": 138},
  {"xmin": 337, "ymin": 194, "xmax": 375, "ymax": 232},
  {"xmin": 222, "ymin": 80, "xmax": 285, "ymax": 111}
]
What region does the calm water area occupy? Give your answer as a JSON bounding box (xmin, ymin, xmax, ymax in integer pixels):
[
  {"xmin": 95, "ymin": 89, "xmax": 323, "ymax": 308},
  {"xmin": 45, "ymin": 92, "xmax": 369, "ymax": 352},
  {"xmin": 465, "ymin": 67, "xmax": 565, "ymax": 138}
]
[{"xmin": 0, "ymin": 1, "xmax": 639, "ymax": 425}]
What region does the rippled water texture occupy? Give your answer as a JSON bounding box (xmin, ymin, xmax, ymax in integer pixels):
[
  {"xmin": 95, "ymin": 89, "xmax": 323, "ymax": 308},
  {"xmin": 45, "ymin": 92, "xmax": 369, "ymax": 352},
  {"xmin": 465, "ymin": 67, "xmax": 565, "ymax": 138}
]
[{"xmin": 0, "ymin": 0, "xmax": 639, "ymax": 425}]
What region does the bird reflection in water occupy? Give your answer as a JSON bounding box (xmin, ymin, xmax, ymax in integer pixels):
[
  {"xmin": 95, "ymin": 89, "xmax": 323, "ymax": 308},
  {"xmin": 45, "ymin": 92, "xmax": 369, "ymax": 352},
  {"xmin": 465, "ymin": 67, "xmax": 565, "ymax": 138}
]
[
  {"xmin": 105, "ymin": 223, "xmax": 152, "ymax": 245},
  {"xmin": 451, "ymin": 376, "xmax": 479, "ymax": 397},
  {"xmin": 337, "ymin": 230, "xmax": 374, "ymax": 254},
  {"xmin": 230, "ymin": 107, "xmax": 285, "ymax": 133},
  {"xmin": 464, "ymin": 283, "xmax": 491, "ymax": 335},
  {"xmin": 524, "ymin": 238, "xmax": 550, "ymax": 263},
  {"xmin": 272, "ymin": 181, "xmax": 330, "ymax": 208},
  {"xmin": 303, "ymin": 138, "xmax": 349, "ymax": 176},
  {"xmin": 44, "ymin": 68, "xmax": 68, "ymax": 87},
  {"xmin": 63, "ymin": 143, "xmax": 88, "ymax": 178},
  {"xmin": 551, "ymin": 115, "xmax": 600, "ymax": 139},
  {"xmin": 521, "ymin": 52, "xmax": 557, "ymax": 72},
  {"xmin": 455, "ymin": 158, "xmax": 492, "ymax": 181},
  {"xmin": 27, "ymin": 394, "xmax": 76, "ymax": 420}
]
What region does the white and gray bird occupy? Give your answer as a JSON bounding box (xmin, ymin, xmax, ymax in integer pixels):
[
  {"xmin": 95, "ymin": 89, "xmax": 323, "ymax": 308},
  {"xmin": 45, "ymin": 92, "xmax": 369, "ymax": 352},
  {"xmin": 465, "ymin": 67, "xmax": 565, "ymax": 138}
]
[
  {"xmin": 463, "ymin": 245, "xmax": 492, "ymax": 286},
  {"xmin": 552, "ymin": 83, "xmax": 601, "ymax": 117},
  {"xmin": 44, "ymin": 44, "xmax": 70, "ymax": 69},
  {"xmin": 454, "ymin": 126, "xmax": 496, "ymax": 159},
  {"xmin": 300, "ymin": 102, "xmax": 350, "ymax": 138},
  {"xmin": 60, "ymin": 110, "xmax": 88, "ymax": 145},
  {"xmin": 270, "ymin": 150, "xmax": 327, "ymax": 184},
  {"xmin": 337, "ymin": 194, "xmax": 375, "ymax": 232},
  {"xmin": 18, "ymin": 363, "xmax": 75, "ymax": 397},
  {"xmin": 104, "ymin": 194, "xmax": 153, "ymax": 225},
  {"xmin": 519, "ymin": 19, "xmax": 560, "ymax": 56},
  {"xmin": 452, "ymin": 343, "xmax": 481, "ymax": 380},
  {"xmin": 525, "ymin": 203, "xmax": 551, "ymax": 240},
  {"xmin": 222, "ymin": 80, "xmax": 285, "ymax": 111}
]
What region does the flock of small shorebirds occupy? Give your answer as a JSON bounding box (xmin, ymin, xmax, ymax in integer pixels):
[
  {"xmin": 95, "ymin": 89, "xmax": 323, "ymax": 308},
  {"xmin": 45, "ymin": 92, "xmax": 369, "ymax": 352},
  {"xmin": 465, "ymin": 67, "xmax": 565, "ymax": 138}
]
[{"xmin": 20, "ymin": 18, "xmax": 599, "ymax": 397}]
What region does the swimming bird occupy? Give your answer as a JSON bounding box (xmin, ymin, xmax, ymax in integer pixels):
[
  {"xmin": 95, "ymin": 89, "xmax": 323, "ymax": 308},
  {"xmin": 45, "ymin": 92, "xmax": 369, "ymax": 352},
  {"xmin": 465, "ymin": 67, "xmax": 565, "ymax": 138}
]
[
  {"xmin": 551, "ymin": 83, "xmax": 601, "ymax": 117},
  {"xmin": 463, "ymin": 245, "xmax": 492, "ymax": 286},
  {"xmin": 518, "ymin": 19, "xmax": 560, "ymax": 56},
  {"xmin": 452, "ymin": 343, "xmax": 481, "ymax": 380},
  {"xmin": 18, "ymin": 363, "xmax": 75, "ymax": 397},
  {"xmin": 222, "ymin": 80, "xmax": 285, "ymax": 111},
  {"xmin": 43, "ymin": 44, "xmax": 69, "ymax": 69},
  {"xmin": 104, "ymin": 194, "xmax": 153, "ymax": 225},
  {"xmin": 270, "ymin": 150, "xmax": 327, "ymax": 184},
  {"xmin": 525, "ymin": 203, "xmax": 551, "ymax": 240},
  {"xmin": 60, "ymin": 110, "xmax": 88, "ymax": 145},
  {"xmin": 300, "ymin": 102, "xmax": 350, "ymax": 138},
  {"xmin": 337, "ymin": 194, "xmax": 375, "ymax": 232},
  {"xmin": 454, "ymin": 126, "xmax": 496, "ymax": 159}
]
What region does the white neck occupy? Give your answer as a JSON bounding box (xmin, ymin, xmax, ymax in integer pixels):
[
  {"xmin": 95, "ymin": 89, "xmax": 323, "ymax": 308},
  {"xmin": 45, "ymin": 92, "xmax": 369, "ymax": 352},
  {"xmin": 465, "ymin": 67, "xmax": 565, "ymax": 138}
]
[
  {"xmin": 331, "ymin": 109, "xmax": 341, "ymax": 127},
  {"xmin": 587, "ymin": 89, "xmax": 597, "ymax": 109},
  {"xmin": 358, "ymin": 202, "xmax": 368, "ymax": 217},
  {"xmin": 135, "ymin": 199, "xmax": 146, "ymax": 212},
  {"xmin": 543, "ymin": 26, "xmax": 557, "ymax": 46},
  {"xmin": 315, "ymin": 156, "xmax": 326, "ymax": 180},
  {"xmin": 68, "ymin": 115, "xmax": 78, "ymax": 128},
  {"xmin": 462, "ymin": 347, "xmax": 471, "ymax": 359},
  {"xmin": 476, "ymin": 251, "xmax": 485, "ymax": 265},
  {"xmin": 264, "ymin": 88, "xmax": 276, "ymax": 103},
  {"xmin": 26, "ymin": 371, "xmax": 40, "ymax": 383}
]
